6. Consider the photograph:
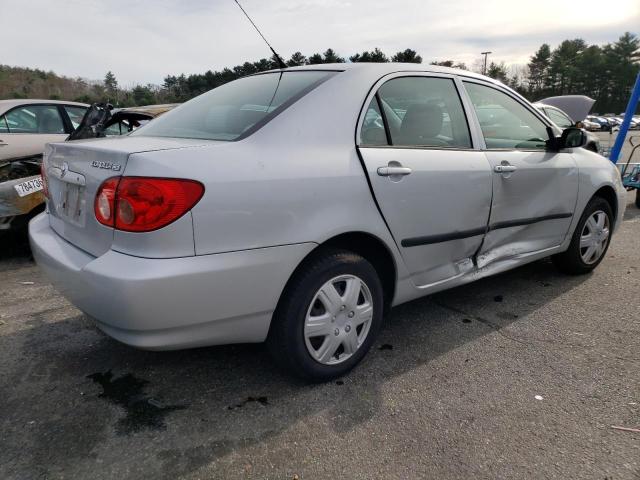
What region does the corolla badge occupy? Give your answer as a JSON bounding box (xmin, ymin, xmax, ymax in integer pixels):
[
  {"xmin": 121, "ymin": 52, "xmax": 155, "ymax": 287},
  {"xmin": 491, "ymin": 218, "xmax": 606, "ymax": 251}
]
[{"xmin": 91, "ymin": 161, "xmax": 122, "ymax": 171}]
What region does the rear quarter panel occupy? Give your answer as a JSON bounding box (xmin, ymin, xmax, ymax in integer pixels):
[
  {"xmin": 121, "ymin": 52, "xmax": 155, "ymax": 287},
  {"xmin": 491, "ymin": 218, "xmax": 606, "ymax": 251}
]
[{"xmin": 128, "ymin": 69, "xmax": 412, "ymax": 300}]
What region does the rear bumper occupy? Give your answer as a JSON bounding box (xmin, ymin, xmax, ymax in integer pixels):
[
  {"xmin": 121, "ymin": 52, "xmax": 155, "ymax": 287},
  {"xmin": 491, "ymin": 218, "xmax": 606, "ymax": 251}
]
[{"xmin": 29, "ymin": 212, "xmax": 316, "ymax": 350}]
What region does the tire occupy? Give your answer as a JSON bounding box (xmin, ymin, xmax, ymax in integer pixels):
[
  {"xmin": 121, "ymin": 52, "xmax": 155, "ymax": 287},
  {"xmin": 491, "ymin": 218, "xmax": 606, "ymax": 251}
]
[
  {"xmin": 635, "ymin": 189, "xmax": 640, "ymax": 209},
  {"xmin": 552, "ymin": 196, "xmax": 613, "ymax": 275},
  {"xmin": 267, "ymin": 249, "xmax": 384, "ymax": 382}
]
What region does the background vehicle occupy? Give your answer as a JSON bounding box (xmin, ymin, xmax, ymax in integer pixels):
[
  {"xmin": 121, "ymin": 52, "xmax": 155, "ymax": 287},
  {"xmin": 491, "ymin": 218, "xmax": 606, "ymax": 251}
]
[
  {"xmin": 581, "ymin": 118, "xmax": 600, "ymax": 131},
  {"xmin": 615, "ymin": 115, "xmax": 639, "ymax": 130},
  {"xmin": 0, "ymin": 100, "xmax": 88, "ymax": 230},
  {"xmin": 534, "ymin": 101, "xmax": 599, "ymax": 152},
  {"xmin": 586, "ymin": 115, "xmax": 612, "ymax": 131},
  {"xmin": 30, "ymin": 64, "xmax": 627, "ymax": 381},
  {"xmin": 69, "ymin": 103, "xmax": 179, "ymax": 140},
  {"xmin": 1, "ymin": 102, "xmax": 174, "ymax": 231},
  {"xmin": 0, "ymin": 100, "xmax": 88, "ymax": 161}
]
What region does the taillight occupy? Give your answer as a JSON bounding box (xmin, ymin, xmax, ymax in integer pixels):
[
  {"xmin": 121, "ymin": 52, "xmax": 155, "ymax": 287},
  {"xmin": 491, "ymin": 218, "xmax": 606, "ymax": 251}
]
[
  {"xmin": 94, "ymin": 178, "xmax": 119, "ymax": 227},
  {"xmin": 94, "ymin": 177, "xmax": 204, "ymax": 232},
  {"xmin": 40, "ymin": 162, "xmax": 49, "ymax": 198}
]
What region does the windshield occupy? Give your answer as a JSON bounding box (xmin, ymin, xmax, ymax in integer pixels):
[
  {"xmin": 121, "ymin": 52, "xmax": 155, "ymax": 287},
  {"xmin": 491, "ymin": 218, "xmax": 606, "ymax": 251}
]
[{"xmin": 131, "ymin": 71, "xmax": 337, "ymax": 141}]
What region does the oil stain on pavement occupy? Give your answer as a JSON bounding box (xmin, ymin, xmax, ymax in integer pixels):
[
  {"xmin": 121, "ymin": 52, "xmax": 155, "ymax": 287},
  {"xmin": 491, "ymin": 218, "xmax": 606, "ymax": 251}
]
[
  {"xmin": 227, "ymin": 396, "xmax": 269, "ymax": 410},
  {"xmin": 87, "ymin": 371, "xmax": 186, "ymax": 434}
]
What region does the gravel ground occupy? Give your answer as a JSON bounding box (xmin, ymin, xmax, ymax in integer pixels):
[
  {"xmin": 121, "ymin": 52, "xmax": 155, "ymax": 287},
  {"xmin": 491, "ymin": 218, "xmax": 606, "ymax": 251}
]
[{"xmin": 1, "ymin": 192, "xmax": 639, "ymax": 479}]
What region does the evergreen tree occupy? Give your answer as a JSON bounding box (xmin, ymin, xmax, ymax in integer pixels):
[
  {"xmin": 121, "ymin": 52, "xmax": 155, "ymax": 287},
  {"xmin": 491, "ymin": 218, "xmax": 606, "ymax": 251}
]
[
  {"xmin": 287, "ymin": 52, "xmax": 307, "ymax": 67},
  {"xmin": 527, "ymin": 44, "xmax": 551, "ymax": 97},
  {"xmin": 392, "ymin": 49, "xmax": 422, "ymax": 63},
  {"xmin": 486, "ymin": 62, "xmax": 509, "ymax": 83},
  {"xmin": 350, "ymin": 48, "xmax": 389, "ymax": 63},
  {"xmin": 307, "ymin": 53, "xmax": 324, "ymax": 65},
  {"xmin": 104, "ymin": 71, "xmax": 118, "ymax": 93},
  {"xmin": 322, "ymin": 48, "xmax": 345, "ymax": 63}
]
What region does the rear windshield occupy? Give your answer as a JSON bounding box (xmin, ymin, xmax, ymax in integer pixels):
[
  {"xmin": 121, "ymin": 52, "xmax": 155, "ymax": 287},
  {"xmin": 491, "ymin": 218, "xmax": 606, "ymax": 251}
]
[{"xmin": 131, "ymin": 71, "xmax": 337, "ymax": 141}]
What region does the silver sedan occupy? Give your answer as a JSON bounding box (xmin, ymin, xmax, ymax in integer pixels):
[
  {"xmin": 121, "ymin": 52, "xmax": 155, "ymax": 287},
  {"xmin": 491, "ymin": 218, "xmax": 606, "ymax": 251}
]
[{"xmin": 30, "ymin": 64, "xmax": 627, "ymax": 381}]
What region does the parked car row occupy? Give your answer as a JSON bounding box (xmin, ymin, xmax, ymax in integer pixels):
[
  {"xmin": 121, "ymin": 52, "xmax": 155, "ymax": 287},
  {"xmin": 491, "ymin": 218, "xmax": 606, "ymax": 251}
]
[
  {"xmin": 586, "ymin": 114, "xmax": 640, "ymax": 131},
  {"xmin": 533, "ymin": 99, "xmax": 600, "ymax": 152}
]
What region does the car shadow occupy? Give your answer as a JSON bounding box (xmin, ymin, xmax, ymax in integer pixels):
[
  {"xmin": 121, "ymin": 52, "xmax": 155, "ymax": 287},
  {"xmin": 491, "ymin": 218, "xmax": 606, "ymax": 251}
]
[
  {"xmin": 1, "ymin": 255, "xmax": 590, "ymax": 479},
  {"xmin": 0, "ymin": 227, "xmax": 33, "ymax": 263}
]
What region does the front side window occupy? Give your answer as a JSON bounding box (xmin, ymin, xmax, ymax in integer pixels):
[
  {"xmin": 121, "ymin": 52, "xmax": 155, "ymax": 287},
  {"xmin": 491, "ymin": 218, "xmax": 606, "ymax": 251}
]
[
  {"xmin": 464, "ymin": 82, "xmax": 549, "ymax": 150},
  {"xmin": 4, "ymin": 105, "xmax": 65, "ymax": 134},
  {"xmin": 370, "ymin": 76, "xmax": 471, "ymax": 148},
  {"xmin": 133, "ymin": 71, "xmax": 336, "ymax": 141},
  {"xmin": 0, "ymin": 115, "xmax": 8, "ymax": 133},
  {"xmin": 64, "ymin": 106, "xmax": 88, "ymax": 129},
  {"xmin": 545, "ymin": 108, "xmax": 573, "ymax": 129}
]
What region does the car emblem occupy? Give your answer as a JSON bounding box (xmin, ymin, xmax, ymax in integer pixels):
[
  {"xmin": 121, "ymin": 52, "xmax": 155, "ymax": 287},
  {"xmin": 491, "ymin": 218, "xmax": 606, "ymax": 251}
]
[
  {"xmin": 60, "ymin": 162, "xmax": 69, "ymax": 178},
  {"xmin": 91, "ymin": 160, "xmax": 121, "ymax": 171}
]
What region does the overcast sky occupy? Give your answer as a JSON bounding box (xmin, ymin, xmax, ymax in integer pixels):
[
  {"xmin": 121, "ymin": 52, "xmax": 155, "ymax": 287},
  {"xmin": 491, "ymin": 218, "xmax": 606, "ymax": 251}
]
[{"xmin": 2, "ymin": 0, "xmax": 638, "ymax": 86}]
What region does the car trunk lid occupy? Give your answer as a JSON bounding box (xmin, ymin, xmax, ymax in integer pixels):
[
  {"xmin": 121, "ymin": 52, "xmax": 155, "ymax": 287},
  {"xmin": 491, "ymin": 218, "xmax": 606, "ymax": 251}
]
[{"xmin": 44, "ymin": 136, "xmax": 206, "ymax": 257}]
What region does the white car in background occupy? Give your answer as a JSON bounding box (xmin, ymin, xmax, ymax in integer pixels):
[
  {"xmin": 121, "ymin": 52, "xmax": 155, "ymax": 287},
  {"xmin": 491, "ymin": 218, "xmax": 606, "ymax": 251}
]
[
  {"xmin": 0, "ymin": 99, "xmax": 88, "ymax": 161},
  {"xmin": 0, "ymin": 100, "xmax": 88, "ymax": 229}
]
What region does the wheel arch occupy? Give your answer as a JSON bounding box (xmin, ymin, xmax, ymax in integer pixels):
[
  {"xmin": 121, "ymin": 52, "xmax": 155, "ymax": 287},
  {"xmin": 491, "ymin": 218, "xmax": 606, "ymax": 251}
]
[
  {"xmin": 274, "ymin": 231, "xmax": 398, "ymax": 318},
  {"xmin": 592, "ymin": 184, "xmax": 618, "ymax": 226}
]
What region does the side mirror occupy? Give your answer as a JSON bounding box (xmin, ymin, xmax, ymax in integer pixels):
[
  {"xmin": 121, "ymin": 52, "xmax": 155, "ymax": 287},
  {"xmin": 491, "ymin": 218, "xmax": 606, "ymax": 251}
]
[{"xmin": 560, "ymin": 127, "xmax": 588, "ymax": 149}]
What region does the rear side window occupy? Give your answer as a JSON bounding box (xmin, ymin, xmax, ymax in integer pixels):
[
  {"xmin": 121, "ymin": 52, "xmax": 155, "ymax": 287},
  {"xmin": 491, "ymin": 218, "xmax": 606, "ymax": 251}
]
[
  {"xmin": 0, "ymin": 115, "xmax": 8, "ymax": 133},
  {"xmin": 133, "ymin": 71, "xmax": 337, "ymax": 141},
  {"xmin": 364, "ymin": 76, "xmax": 471, "ymax": 148},
  {"xmin": 5, "ymin": 105, "xmax": 65, "ymax": 134},
  {"xmin": 464, "ymin": 82, "xmax": 549, "ymax": 150},
  {"xmin": 361, "ymin": 97, "xmax": 388, "ymax": 145}
]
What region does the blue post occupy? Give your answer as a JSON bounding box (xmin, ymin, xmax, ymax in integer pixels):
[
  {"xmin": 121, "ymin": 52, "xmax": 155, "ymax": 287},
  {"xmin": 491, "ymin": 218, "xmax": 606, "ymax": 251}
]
[{"xmin": 610, "ymin": 72, "xmax": 640, "ymax": 164}]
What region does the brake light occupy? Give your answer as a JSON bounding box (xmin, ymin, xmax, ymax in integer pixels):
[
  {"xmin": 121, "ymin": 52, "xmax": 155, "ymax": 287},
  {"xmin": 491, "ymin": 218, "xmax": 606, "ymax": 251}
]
[
  {"xmin": 94, "ymin": 177, "xmax": 204, "ymax": 232},
  {"xmin": 40, "ymin": 162, "xmax": 49, "ymax": 198},
  {"xmin": 94, "ymin": 178, "xmax": 119, "ymax": 227}
]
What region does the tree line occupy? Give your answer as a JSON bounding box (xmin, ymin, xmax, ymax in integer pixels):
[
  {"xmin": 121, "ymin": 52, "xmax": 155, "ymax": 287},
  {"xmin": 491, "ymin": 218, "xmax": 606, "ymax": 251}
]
[{"xmin": 1, "ymin": 32, "xmax": 638, "ymax": 114}]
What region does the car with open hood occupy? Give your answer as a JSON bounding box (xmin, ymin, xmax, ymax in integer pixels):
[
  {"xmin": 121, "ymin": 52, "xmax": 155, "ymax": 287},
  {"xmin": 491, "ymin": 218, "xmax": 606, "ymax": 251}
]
[{"xmin": 533, "ymin": 96, "xmax": 600, "ymax": 152}]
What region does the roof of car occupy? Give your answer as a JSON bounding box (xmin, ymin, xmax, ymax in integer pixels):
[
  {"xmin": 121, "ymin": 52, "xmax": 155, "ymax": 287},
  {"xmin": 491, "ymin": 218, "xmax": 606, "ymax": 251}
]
[
  {"xmin": 261, "ymin": 62, "xmax": 501, "ymax": 84},
  {"xmin": 0, "ymin": 99, "xmax": 90, "ymax": 108},
  {"xmin": 0, "ymin": 99, "xmax": 90, "ymax": 115}
]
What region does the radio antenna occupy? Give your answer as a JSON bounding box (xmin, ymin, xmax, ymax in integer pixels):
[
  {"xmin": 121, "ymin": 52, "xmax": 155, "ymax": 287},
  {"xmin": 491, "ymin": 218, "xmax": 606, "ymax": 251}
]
[{"xmin": 233, "ymin": 0, "xmax": 287, "ymax": 69}]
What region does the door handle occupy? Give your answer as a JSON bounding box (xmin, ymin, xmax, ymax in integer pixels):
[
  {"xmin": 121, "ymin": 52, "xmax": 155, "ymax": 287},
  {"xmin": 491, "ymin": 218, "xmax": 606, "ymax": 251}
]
[
  {"xmin": 494, "ymin": 164, "xmax": 516, "ymax": 173},
  {"xmin": 0, "ymin": 141, "xmax": 7, "ymax": 146},
  {"xmin": 377, "ymin": 166, "xmax": 412, "ymax": 176}
]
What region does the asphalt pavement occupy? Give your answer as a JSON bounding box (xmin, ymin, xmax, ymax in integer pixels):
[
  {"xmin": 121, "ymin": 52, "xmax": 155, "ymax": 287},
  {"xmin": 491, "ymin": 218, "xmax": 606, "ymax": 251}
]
[{"xmin": 1, "ymin": 164, "xmax": 639, "ymax": 479}]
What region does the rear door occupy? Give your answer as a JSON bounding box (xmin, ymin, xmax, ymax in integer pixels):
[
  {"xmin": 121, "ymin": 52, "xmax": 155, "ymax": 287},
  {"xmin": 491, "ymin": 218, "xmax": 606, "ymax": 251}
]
[
  {"xmin": 358, "ymin": 73, "xmax": 493, "ymax": 287},
  {"xmin": 461, "ymin": 81, "xmax": 579, "ymax": 267},
  {"xmin": 0, "ymin": 104, "xmax": 68, "ymax": 161}
]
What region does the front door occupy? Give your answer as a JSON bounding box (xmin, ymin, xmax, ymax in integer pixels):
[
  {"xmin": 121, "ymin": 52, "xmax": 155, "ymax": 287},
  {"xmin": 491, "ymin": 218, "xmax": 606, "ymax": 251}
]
[
  {"xmin": 462, "ymin": 81, "xmax": 579, "ymax": 267},
  {"xmin": 358, "ymin": 74, "xmax": 493, "ymax": 287}
]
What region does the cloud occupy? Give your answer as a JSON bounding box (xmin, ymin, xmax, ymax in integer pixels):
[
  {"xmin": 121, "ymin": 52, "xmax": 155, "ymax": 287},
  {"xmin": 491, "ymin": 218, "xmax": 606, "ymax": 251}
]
[{"xmin": 1, "ymin": 0, "xmax": 638, "ymax": 85}]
